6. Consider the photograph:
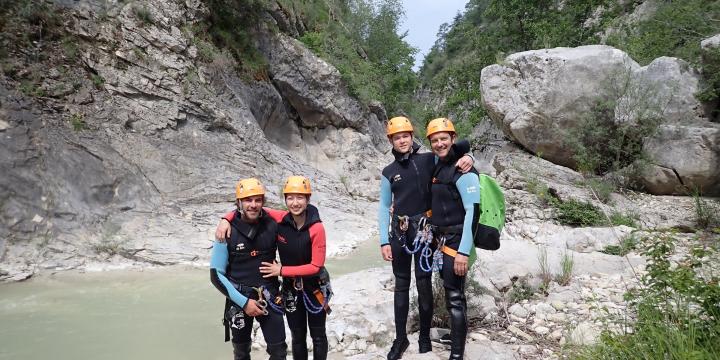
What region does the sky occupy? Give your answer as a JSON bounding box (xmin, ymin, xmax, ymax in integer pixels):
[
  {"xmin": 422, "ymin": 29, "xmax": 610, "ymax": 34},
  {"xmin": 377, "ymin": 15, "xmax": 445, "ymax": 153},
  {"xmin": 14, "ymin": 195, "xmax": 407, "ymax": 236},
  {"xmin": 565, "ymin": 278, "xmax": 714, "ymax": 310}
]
[{"xmin": 400, "ymin": 0, "xmax": 469, "ymax": 71}]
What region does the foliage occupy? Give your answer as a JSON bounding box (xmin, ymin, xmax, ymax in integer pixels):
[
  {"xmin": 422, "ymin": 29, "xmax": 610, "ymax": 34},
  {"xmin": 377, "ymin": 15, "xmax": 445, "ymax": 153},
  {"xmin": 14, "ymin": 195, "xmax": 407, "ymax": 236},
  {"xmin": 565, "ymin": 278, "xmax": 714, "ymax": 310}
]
[
  {"xmin": 609, "ymin": 211, "xmax": 639, "ymax": 227},
  {"xmin": 69, "ymin": 113, "xmax": 86, "ymax": 131},
  {"xmin": 554, "ymin": 199, "xmax": 606, "ymax": 227},
  {"xmin": 291, "ymin": 0, "xmax": 417, "ymax": 115},
  {"xmin": 91, "ymin": 74, "xmax": 105, "ymax": 89},
  {"xmin": 537, "ymin": 247, "xmax": 552, "ymax": 291},
  {"xmin": 600, "ymin": 233, "xmax": 639, "ymax": 256},
  {"xmin": 556, "ymin": 249, "xmax": 575, "ymax": 286},
  {"xmin": 508, "ymin": 278, "xmax": 535, "ymax": 303},
  {"xmin": 605, "ymin": 0, "xmax": 720, "ymax": 66},
  {"xmin": 585, "ymin": 178, "xmax": 615, "ymax": 204},
  {"xmin": 693, "ymin": 190, "xmax": 720, "ymax": 230},
  {"xmin": 575, "ymin": 232, "xmax": 720, "ymax": 359},
  {"xmin": 132, "ymin": 5, "xmax": 154, "ymax": 26},
  {"xmin": 202, "ymin": 0, "xmax": 267, "ymax": 76},
  {"xmin": 564, "ymin": 85, "xmax": 664, "ymax": 178}
]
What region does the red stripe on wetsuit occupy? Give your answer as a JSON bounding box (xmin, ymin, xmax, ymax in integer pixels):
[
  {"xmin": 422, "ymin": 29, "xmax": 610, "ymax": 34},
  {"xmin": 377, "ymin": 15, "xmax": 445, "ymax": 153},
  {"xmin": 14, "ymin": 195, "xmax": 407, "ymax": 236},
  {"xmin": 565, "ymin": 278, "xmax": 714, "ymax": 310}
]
[{"xmin": 223, "ymin": 208, "xmax": 326, "ymax": 277}]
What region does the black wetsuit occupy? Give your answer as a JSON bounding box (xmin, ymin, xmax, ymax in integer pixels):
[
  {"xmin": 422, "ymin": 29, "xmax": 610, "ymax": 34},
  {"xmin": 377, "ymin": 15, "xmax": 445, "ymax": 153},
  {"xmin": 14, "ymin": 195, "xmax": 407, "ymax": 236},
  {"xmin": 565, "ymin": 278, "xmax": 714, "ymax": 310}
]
[
  {"xmin": 210, "ymin": 211, "xmax": 287, "ymax": 360},
  {"xmin": 378, "ymin": 140, "xmax": 470, "ymax": 351},
  {"xmin": 430, "ymin": 148, "xmax": 481, "ymax": 360},
  {"xmin": 274, "ymin": 205, "xmax": 328, "ymax": 360}
]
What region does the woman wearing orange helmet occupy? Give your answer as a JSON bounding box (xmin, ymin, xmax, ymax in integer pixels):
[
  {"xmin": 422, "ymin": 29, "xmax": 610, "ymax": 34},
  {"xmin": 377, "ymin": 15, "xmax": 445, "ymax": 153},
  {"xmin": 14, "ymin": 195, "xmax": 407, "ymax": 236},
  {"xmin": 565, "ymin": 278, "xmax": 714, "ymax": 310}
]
[
  {"xmin": 379, "ymin": 116, "xmax": 474, "ymax": 359},
  {"xmin": 426, "ymin": 118, "xmax": 481, "ymax": 360},
  {"xmin": 216, "ymin": 176, "xmax": 330, "ymax": 360}
]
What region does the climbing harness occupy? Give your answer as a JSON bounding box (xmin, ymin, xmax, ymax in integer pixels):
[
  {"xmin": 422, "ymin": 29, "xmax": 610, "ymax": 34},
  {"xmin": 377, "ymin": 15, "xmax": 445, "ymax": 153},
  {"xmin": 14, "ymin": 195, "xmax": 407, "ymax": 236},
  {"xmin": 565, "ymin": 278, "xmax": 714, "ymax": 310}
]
[
  {"xmin": 251, "ymin": 286, "xmax": 283, "ymax": 315},
  {"xmin": 292, "ymin": 277, "xmax": 331, "ymax": 315},
  {"xmin": 225, "ymin": 303, "xmax": 245, "ymax": 330}
]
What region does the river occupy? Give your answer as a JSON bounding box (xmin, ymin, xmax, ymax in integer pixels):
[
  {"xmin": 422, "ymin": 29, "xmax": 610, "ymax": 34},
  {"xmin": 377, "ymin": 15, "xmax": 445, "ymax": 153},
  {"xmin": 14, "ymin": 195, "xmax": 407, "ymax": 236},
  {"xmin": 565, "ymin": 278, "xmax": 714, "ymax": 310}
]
[{"xmin": 0, "ymin": 238, "xmax": 386, "ymax": 360}]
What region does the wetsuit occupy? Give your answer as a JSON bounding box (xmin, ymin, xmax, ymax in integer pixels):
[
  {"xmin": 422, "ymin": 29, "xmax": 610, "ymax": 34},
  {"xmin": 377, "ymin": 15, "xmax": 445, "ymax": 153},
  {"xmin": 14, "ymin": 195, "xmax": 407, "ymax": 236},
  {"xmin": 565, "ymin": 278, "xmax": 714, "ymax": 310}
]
[
  {"xmin": 210, "ymin": 210, "xmax": 287, "ymax": 360},
  {"xmin": 378, "ymin": 140, "xmax": 470, "ymax": 353},
  {"xmin": 223, "ymin": 205, "xmax": 328, "ymax": 360},
  {"xmin": 430, "ymin": 147, "xmax": 481, "ymax": 360}
]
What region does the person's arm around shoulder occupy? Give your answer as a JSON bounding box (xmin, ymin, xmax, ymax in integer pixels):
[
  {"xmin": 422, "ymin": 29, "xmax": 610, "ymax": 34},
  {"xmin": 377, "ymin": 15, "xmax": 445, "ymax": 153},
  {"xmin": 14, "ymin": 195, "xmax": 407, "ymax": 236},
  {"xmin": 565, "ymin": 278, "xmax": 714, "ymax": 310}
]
[
  {"xmin": 378, "ymin": 174, "xmax": 393, "ymax": 261},
  {"xmin": 215, "ymin": 210, "xmax": 235, "ymax": 241},
  {"xmin": 454, "ymin": 172, "xmax": 481, "ymax": 276}
]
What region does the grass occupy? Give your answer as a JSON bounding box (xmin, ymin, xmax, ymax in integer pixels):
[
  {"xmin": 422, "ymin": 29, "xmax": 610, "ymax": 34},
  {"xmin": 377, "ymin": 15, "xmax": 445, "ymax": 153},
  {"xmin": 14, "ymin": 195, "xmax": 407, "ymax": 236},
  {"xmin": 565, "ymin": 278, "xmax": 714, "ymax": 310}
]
[
  {"xmin": 555, "ymin": 249, "xmax": 574, "ymax": 286},
  {"xmin": 537, "ymin": 247, "xmax": 552, "ymax": 292},
  {"xmin": 693, "ymin": 190, "xmax": 720, "ymax": 230},
  {"xmin": 132, "ymin": 5, "xmax": 154, "ymax": 26},
  {"xmin": 69, "ymin": 113, "xmax": 86, "ymax": 131},
  {"xmin": 91, "ymin": 74, "xmax": 104, "ymax": 89},
  {"xmin": 609, "ymin": 211, "xmax": 639, "ymax": 227},
  {"xmin": 585, "ymin": 178, "xmax": 614, "ymax": 204},
  {"xmin": 600, "ymin": 234, "xmax": 639, "ymax": 256},
  {"xmin": 554, "ymin": 199, "xmax": 605, "ymax": 227},
  {"xmin": 508, "ymin": 278, "xmax": 535, "ymax": 303}
]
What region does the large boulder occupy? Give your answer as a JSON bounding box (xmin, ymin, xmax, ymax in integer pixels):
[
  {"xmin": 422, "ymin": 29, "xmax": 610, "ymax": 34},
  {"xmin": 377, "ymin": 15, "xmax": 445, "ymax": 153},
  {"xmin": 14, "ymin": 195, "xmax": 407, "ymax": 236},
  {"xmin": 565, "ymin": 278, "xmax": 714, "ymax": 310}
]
[
  {"xmin": 482, "ymin": 45, "xmax": 720, "ymax": 195},
  {"xmin": 481, "ymin": 45, "xmax": 639, "ymax": 168},
  {"xmin": 641, "ymin": 124, "xmax": 720, "ymax": 195}
]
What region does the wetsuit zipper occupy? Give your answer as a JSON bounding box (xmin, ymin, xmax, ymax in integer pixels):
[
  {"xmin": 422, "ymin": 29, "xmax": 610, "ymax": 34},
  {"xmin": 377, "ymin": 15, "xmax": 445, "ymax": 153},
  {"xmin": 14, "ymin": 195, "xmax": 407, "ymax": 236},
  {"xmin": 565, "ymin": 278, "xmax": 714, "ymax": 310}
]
[{"xmin": 410, "ymin": 156, "xmax": 424, "ymax": 212}]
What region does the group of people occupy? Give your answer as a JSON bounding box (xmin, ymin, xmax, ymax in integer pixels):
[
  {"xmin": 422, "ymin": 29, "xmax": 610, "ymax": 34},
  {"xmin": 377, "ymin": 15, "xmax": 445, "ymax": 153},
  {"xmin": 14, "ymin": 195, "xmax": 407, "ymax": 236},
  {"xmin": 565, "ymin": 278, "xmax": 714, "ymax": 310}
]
[{"xmin": 209, "ymin": 116, "xmax": 481, "ymax": 360}]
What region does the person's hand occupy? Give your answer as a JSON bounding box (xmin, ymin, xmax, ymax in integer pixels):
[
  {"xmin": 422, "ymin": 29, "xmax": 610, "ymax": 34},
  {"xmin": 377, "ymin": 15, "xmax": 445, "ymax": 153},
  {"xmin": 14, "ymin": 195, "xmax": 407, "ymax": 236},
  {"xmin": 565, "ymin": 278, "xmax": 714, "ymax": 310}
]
[
  {"xmin": 243, "ymin": 299, "xmax": 265, "ymax": 317},
  {"xmin": 454, "ymin": 254, "xmax": 469, "ymax": 276},
  {"xmin": 381, "ymin": 244, "xmax": 393, "ymax": 261},
  {"xmin": 215, "ymin": 218, "xmax": 231, "ymax": 242},
  {"xmin": 455, "ymin": 154, "xmax": 473, "ymax": 173},
  {"xmin": 259, "ymin": 261, "xmax": 282, "ymax": 278}
]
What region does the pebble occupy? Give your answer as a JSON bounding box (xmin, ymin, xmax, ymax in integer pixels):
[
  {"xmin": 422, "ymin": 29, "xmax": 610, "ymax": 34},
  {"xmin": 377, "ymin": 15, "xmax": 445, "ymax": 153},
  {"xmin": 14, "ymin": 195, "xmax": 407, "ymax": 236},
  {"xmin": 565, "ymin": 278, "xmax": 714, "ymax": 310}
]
[{"xmin": 534, "ymin": 326, "xmax": 550, "ymax": 336}]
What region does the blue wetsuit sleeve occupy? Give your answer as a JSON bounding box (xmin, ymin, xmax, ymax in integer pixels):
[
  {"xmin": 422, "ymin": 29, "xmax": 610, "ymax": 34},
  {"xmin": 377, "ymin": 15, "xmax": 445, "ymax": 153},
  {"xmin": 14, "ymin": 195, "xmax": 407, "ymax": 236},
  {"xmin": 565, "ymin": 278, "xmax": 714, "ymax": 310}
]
[
  {"xmin": 455, "ymin": 173, "xmax": 481, "ymax": 256},
  {"xmin": 378, "ymin": 175, "xmax": 392, "ymax": 246},
  {"xmin": 210, "ymin": 242, "xmax": 249, "ymax": 308}
]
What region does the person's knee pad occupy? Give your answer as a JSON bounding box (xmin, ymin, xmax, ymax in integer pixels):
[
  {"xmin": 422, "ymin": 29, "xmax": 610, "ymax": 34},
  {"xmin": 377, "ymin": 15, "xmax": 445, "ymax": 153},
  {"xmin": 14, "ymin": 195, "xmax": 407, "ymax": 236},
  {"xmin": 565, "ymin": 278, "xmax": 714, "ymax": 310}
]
[
  {"xmin": 232, "ymin": 342, "xmax": 251, "ymax": 360},
  {"xmin": 394, "ymin": 275, "xmax": 411, "ymax": 293},
  {"xmin": 290, "ymin": 327, "xmax": 307, "ymax": 345},
  {"xmin": 266, "ymin": 341, "xmax": 288, "ymax": 360}
]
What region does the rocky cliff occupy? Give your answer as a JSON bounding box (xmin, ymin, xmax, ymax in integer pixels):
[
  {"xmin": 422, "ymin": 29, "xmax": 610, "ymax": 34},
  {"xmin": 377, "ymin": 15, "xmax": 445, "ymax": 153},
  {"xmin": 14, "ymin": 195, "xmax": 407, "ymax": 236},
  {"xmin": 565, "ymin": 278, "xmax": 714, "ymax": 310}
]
[{"xmin": 0, "ymin": 0, "xmax": 390, "ymax": 281}]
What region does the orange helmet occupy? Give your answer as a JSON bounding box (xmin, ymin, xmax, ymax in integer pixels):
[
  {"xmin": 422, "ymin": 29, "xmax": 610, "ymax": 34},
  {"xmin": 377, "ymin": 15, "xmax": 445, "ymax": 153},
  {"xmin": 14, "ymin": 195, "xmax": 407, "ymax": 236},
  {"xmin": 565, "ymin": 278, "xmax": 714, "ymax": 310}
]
[
  {"xmin": 235, "ymin": 178, "xmax": 265, "ymax": 199},
  {"xmin": 283, "ymin": 176, "xmax": 312, "ymax": 195},
  {"xmin": 386, "ymin": 116, "xmax": 414, "ymax": 137},
  {"xmin": 426, "ymin": 117, "xmax": 456, "ymax": 138}
]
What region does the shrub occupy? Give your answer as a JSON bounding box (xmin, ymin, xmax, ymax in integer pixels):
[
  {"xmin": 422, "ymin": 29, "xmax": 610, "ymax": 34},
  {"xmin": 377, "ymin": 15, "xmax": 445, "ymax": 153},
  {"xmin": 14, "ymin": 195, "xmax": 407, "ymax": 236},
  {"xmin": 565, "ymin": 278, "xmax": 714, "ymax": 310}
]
[
  {"xmin": 132, "ymin": 5, "xmax": 154, "ymax": 26},
  {"xmin": 585, "ymin": 178, "xmax": 615, "ymax": 204},
  {"xmin": 609, "ymin": 211, "xmax": 638, "ymax": 228},
  {"xmin": 554, "ymin": 199, "xmax": 605, "ymax": 227},
  {"xmin": 693, "ymin": 190, "xmax": 720, "ymax": 230},
  {"xmin": 508, "ymin": 278, "xmax": 535, "ymax": 303},
  {"xmin": 555, "ymin": 249, "xmax": 575, "ymax": 286},
  {"xmin": 575, "ymin": 232, "xmax": 720, "ymax": 359},
  {"xmin": 69, "ymin": 113, "xmax": 86, "ymax": 131},
  {"xmin": 537, "ymin": 247, "xmax": 552, "ymax": 292},
  {"xmin": 600, "ymin": 234, "xmax": 638, "ymax": 256}
]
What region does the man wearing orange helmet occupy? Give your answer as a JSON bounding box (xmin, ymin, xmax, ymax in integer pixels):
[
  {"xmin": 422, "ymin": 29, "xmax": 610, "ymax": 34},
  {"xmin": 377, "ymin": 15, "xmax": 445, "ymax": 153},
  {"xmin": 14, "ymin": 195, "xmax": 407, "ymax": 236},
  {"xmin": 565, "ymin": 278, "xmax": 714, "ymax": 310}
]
[
  {"xmin": 426, "ymin": 118, "xmax": 481, "ymax": 360},
  {"xmin": 380, "ymin": 116, "xmax": 474, "ymax": 359},
  {"xmin": 209, "ymin": 178, "xmax": 287, "ymax": 360},
  {"xmin": 216, "ymin": 176, "xmax": 330, "ymax": 360}
]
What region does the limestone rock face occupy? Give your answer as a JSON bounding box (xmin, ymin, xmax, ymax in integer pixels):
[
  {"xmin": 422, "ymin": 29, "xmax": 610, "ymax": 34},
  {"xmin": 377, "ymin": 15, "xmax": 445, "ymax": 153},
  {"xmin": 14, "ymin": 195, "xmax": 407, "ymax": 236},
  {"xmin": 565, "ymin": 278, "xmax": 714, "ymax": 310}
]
[{"xmin": 0, "ymin": 0, "xmax": 389, "ymax": 281}]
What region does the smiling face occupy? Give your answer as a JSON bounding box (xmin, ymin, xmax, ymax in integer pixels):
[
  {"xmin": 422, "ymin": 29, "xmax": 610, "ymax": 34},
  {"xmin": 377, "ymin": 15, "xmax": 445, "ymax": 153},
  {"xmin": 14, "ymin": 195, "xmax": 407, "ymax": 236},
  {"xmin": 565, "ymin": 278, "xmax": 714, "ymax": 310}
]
[
  {"xmin": 238, "ymin": 194, "xmax": 264, "ymax": 222},
  {"xmin": 284, "ymin": 193, "xmax": 309, "ymax": 216},
  {"xmin": 429, "ymin": 131, "xmax": 456, "ymax": 159},
  {"xmin": 390, "ymin": 131, "xmax": 413, "ymax": 154}
]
